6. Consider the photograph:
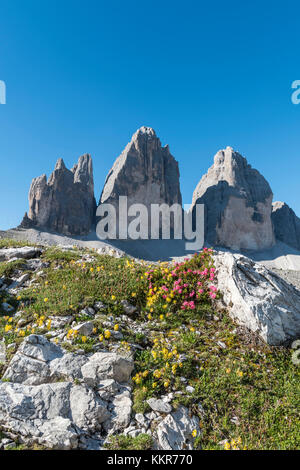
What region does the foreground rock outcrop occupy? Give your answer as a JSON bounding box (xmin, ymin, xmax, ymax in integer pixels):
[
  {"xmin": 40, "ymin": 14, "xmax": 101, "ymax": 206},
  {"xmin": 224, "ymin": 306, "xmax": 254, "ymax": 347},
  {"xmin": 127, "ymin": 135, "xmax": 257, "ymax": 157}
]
[
  {"xmin": 98, "ymin": 127, "xmax": 182, "ymax": 237},
  {"xmin": 20, "ymin": 155, "xmax": 96, "ymax": 236},
  {"xmin": 155, "ymin": 406, "xmax": 199, "ymax": 450},
  {"xmin": 0, "ymin": 334, "xmax": 200, "ymax": 450},
  {"xmin": 0, "ymin": 246, "xmax": 42, "ymax": 262},
  {"xmin": 214, "ymin": 252, "xmax": 300, "ymax": 345},
  {"xmin": 191, "ymin": 147, "xmax": 275, "ymax": 251},
  {"xmin": 272, "ymin": 201, "xmax": 300, "ymax": 251},
  {"xmin": 0, "ymin": 335, "xmax": 134, "ymax": 449}
]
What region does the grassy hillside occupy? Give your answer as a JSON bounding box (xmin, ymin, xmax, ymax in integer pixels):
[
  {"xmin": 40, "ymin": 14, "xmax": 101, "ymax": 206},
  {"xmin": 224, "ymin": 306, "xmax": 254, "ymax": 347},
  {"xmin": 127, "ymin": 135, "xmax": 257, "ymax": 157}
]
[{"xmin": 0, "ymin": 240, "xmax": 299, "ymax": 450}]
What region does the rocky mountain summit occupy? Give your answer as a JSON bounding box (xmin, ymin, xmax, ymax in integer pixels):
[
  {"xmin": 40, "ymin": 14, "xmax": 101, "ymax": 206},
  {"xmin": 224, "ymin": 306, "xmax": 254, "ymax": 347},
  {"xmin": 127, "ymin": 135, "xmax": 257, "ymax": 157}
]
[
  {"xmin": 98, "ymin": 126, "xmax": 182, "ymax": 236},
  {"xmin": 191, "ymin": 147, "xmax": 275, "ymax": 251},
  {"xmin": 18, "ymin": 127, "xmax": 300, "ymax": 253},
  {"xmin": 20, "ymin": 154, "xmax": 96, "ymax": 236}
]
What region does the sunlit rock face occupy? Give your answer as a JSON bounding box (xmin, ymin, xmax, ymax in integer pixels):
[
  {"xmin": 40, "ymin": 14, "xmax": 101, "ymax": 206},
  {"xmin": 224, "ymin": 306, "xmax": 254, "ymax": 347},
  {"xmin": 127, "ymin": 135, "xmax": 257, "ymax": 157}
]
[
  {"xmin": 98, "ymin": 127, "xmax": 182, "ymax": 237},
  {"xmin": 20, "ymin": 154, "xmax": 96, "ymax": 236},
  {"xmin": 191, "ymin": 147, "xmax": 275, "ymax": 251}
]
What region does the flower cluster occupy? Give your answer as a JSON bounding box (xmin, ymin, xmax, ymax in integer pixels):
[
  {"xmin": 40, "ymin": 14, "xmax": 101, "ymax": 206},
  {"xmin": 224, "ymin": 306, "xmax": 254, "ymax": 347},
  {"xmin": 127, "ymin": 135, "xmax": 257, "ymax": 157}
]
[
  {"xmin": 133, "ymin": 333, "xmax": 185, "ymax": 391},
  {"xmin": 224, "ymin": 437, "xmax": 245, "ymax": 450},
  {"xmin": 2, "ymin": 316, "xmax": 34, "ymax": 338},
  {"xmin": 143, "ymin": 249, "xmax": 218, "ymax": 317}
]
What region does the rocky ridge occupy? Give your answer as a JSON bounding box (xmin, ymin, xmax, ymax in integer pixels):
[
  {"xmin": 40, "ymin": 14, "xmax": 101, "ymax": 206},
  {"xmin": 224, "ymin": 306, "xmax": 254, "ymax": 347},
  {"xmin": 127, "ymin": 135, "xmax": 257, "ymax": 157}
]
[
  {"xmin": 19, "ymin": 128, "xmax": 300, "ymax": 253},
  {"xmin": 21, "ymin": 154, "xmax": 96, "ymax": 236}
]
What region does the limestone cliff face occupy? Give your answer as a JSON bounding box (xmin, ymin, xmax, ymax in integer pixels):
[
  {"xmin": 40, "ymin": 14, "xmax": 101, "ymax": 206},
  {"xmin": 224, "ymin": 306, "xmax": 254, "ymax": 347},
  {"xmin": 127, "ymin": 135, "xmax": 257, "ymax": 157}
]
[
  {"xmin": 98, "ymin": 127, "xmax": 182, "ymax": 235},
  {"xmin": 20, "ymin": 154, "xmax": 96, "ymax": 236},
  {"xmin": 272, "ymin": 201, "xmax": 300, "ymax": 250},
  {"xmin": 191, "ymin": 147, "xmax": 275, "ymax": 251}
]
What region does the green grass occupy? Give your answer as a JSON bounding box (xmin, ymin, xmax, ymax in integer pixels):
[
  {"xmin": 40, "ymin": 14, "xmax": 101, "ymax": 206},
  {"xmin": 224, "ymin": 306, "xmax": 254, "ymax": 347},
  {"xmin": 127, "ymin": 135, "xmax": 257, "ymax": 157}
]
[
  {"xmin": 41, "ymin": 247, "xmax": 82, "ymax": 263},
  {"xmin": 17, "ymin": 254, "xmax": 147, "ymax": 319},
  {"xmin": 0, "ymin": 238, "xmax": 37, "ymax": 249},
  {"xmin": 0, "ymin": 259, "xmax": 27, "ymax": 278},
  {"xmin": 105, "ymin": 434, "xmax": 153, "ymax": 450},
  {"xmin": 0, "ymin": 243, "xmax": 299, "ymax": 450}
]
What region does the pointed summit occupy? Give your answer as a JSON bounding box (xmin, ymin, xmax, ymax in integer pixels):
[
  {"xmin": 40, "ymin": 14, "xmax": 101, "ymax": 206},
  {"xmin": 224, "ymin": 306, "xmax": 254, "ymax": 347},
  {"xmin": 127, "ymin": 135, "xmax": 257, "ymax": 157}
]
[
  {"xmin": 191, "ymin": 147, "xmax": 274, "ymax": 251},
  {"xmin": 73, "ymin": 153, "xmax": 94, "ymax": 193},
  {"xmin": 54, "ymin": 158, "xmax": 66, "ymax": 171},
  {"xmin": 99, "ymin": 127, "xmax": 182, "ymax": 236},
  {"xmin": 132, "ymin": 126, "xmax": 157, "ymax": 139},
  {"xmin": 20, "ymin": 155, "xmax": 96, "ymax": 235}
]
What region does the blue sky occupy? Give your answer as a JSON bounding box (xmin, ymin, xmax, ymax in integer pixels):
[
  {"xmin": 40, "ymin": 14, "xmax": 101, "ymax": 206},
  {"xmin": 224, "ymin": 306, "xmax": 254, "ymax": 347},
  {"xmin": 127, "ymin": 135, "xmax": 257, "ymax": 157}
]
[{"xmin": 0, "ymin": 0, "xmax": 300, "ymax": 230}]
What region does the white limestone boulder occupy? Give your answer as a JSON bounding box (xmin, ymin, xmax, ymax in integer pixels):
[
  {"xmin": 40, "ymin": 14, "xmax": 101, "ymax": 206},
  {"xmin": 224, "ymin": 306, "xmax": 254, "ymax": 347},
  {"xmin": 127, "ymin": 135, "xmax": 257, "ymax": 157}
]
[{"xmin": 214, "ymin": 252, "xmax": 300, "ymax": 345}]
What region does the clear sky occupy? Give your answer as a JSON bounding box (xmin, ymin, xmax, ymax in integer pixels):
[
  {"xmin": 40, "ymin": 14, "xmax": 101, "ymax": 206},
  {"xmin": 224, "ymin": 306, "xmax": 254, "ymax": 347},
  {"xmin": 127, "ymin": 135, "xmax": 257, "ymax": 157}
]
[{"xmin": 1, "ymin": 0, "xmax": 300, "ymax": 230}]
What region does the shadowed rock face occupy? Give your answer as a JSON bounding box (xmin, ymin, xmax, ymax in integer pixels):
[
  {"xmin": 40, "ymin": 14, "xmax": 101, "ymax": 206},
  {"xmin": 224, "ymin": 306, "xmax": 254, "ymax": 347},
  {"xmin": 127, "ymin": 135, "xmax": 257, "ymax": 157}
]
[
  {"xmin": 191, "ymin": 147, "xmax": 275, "ymax": 251},
  {"xmin": 98, "ymin": 126, "xmax": 182, "ymax": 236},
  {"xmin": 20, "ymin": 154, "xmax": 96, "ymax": 236},
  {"xmin": 272, "ymin": 201, "xmax": 300, "ymax": 250}
]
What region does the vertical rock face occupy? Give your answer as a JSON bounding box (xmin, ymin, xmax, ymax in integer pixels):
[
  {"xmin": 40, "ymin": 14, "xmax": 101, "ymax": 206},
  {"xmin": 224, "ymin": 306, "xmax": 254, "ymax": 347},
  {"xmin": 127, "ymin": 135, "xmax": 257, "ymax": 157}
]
[
  {"xmin": 272, "ymin": 201, "xmax": 300, "ymax": 250},
  {"xmin": 98, "ymin": 126, "xmax": 182, "ymax": 235},
  {"xmin": 191, "ymin": 147, "xmax": 275, "ymax": 251},
  {"xmin": 21, "ymin": 154, "xmax": 96, "ymax": 236}
]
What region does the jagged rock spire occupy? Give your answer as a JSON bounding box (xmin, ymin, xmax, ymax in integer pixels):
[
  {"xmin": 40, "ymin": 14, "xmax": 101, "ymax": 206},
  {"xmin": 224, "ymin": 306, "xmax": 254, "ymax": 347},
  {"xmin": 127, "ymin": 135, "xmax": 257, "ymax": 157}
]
[
  {"xmin": 99, "ymin": 126, "xmax": 182, "ymax": 226},
  {"xmin": 20, "ymin": 154, "xmax": 96, "ymax": 236}
]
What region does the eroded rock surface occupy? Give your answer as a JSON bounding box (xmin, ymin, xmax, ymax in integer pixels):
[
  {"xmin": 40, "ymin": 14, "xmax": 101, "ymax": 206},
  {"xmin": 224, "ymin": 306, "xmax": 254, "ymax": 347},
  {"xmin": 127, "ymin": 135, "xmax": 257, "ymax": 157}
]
[
  {"xmin": 0, "ymin": 335, "xmax": 134, "ymax": 449},
  {"xmin": 272, "ymin": 201, "xmax": 300, "ymax": 250},
  {"xmin": 98, "ymin": 127, "xmax": 182, "ymax": 237},
  {"xmin": 20, "ymin": 154, "xmax": 96, "ymax": 236},
  {"xmin": 191, "ymin": 147, "xmax": 275, "ymax": 251},
  {"xmin": 214, "ymin": 252, "xmax": 300, "ymax": 345},
  {"xmin": 0, "ymin": 247, "xmax": 42, "ymax": 262},
  {"xmin": 155, "ymin": 406, "xmax": 200, "ymax": 450}
]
